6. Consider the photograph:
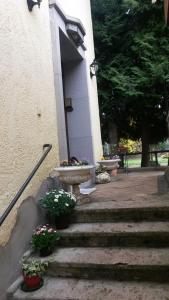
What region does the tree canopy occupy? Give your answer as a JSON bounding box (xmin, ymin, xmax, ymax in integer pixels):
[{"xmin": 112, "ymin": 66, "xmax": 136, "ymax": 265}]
[{"xmin": 91, "ymin": 0, "xmax": 169, "ymax": 166}]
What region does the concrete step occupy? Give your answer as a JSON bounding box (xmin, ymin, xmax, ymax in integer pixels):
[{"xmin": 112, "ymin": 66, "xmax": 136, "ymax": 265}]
[
  {"xmin": 9, "ymin": 277, "xmax": 169, "ymax": 300},
  {"xmin": 36, "ymin": 247, "xmax": 169, "ymax": 282},
  {"xmin": 58, "ymin": 222, "xmax": 169, "ymax": 247},
  {"xmin": 73, "ymin": 204, "xmax": 169, "ymax": 222}
]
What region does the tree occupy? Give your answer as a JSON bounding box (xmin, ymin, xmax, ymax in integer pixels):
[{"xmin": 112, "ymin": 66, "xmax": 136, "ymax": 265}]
[{"xmin": 91, "ymin": 0, "xmax": 169, "ymax": 166}]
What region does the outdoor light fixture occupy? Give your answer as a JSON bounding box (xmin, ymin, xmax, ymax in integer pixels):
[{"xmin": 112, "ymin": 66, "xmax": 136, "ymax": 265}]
[
  {"xmin": 64, "ymin": 98, "xmax": 73, "ymax": 112},
  {"xmin": 90, "ymin": 59, "xmax": 99, "ymax": 78},
  {"xmin": 27, "ymin": 0, "xmax": 42, "ymax": 12}
]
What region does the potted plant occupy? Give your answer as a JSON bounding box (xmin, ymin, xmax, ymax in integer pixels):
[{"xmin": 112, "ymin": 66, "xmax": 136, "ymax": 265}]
[
  {"xmin": 21, "ymin": 260, "xmax": 48, "ymax": 291},
  {"xmin": 60, "ymin": 157, "xmax": 89, "ymax": 167},
  {"xmin": 97, "ymin": 155, "xmax": 120, "ymax": 178},
  {"xmin": 95, "ymin": 165, "xmax": 111, "ymax": 184},
  {"xmin": 39, "ymin": 189, "xmax": 77, "ymax": 229},
  {"xmin": 31, "ymin": 225, "xmax": 60, "ymax": 257},
  {"xmin": 54, "ymin": 159, "xmax": 94, "ymax": 198}
]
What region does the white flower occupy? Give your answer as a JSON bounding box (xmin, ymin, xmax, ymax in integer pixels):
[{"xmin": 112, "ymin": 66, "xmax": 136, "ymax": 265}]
[
  {"xmin": 54, "ymin": 199, "xmax": 58, "ymax": 202},
  {"xmin": 65, "ymin": 203, "xmax": 69, "ymax": 207}
]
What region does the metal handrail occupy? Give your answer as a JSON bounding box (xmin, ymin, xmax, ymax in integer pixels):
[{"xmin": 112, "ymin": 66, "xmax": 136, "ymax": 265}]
[{"xmin": 0, "ymin": 144, "xmax": 52, "ymax": 226}]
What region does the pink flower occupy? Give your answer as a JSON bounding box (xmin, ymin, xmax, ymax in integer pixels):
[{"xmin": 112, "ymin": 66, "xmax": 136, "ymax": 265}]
[
  {"xmin": 36, "ymin": 231, "xmax": 41, "ymax": 235},
  {"xmin": 48, "ymin": 229, "xmax": 53, "ymax": 233}
]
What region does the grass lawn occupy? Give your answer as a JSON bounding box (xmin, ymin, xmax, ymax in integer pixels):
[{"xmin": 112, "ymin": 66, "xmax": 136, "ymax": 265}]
[{"xmin": 126, "ymin": 156, "xmax": 168, "ymax": 168}]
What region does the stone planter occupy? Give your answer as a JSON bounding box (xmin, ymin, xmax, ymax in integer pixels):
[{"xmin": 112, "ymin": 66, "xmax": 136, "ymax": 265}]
[
  {"xmin": 54, "ymin": 165, "xmax": 94, "ymax": 198},
  {"xmin": 97, "ymin": 159, "xmax": 120, "ymax": 178}
]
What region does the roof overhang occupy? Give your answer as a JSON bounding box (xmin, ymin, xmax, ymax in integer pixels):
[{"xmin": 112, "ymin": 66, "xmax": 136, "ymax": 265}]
[{"xmin": 49, "ymin": 0, "xmax": 86, "ymax": 49}]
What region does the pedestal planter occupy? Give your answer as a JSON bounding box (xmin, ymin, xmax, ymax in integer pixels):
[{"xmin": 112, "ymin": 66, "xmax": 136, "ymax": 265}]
[
  {"xmin": 97, "ymin": 159, "xmax": 120, "ymax": 179},
  {"xmin": 54, "ymin": 165, "xmax": 94, "ymax": 198}
]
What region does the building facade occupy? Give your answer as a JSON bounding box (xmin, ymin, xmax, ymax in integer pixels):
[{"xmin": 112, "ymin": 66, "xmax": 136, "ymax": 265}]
[
  {"xmin": 0, "ymin": 0, "xmax": 102, "ymax": 298},
  {"xmin": 49, "ymin": 0, "xmax": 102, "ymax": 163}
]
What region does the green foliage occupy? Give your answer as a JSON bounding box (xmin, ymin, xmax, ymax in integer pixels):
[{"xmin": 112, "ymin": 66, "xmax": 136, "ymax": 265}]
[
  {"xmin": 119, "ymin": 138, "xmax": 141, "ymax": 152},
  {"xmin": 60, "ymin": 159, "xmax": 89, "ymax": 166},
  {"xmin": 91, "ymin": 0, "xmax": 169, "ymax": 146},
  {"xmin": 95, "ymin": 164, "xmax": 107, "ymax": 175},
  {"xmin": 31, "ymin": 225, "xmax": 60, "ymax": 252},
  {"xmin": 39, "ymin": 189, "xmax": 76, "ymax": 217},
  {"xmin": 22, "ymin": 260, "xmax": 48, "ymax": 277}
]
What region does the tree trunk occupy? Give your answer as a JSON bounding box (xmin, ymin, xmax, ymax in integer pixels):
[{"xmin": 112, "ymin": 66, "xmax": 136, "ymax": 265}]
[
  {"xmin": 164, "ymin": 0, "xmax": 169, "ymax": 26},
  {"xmin": 141, "ymin": 125, "xmax": 150, "ymax": 167},
  {"xmin": 108, "ymin": 121, "xmax": 118, "ymax": 145}
]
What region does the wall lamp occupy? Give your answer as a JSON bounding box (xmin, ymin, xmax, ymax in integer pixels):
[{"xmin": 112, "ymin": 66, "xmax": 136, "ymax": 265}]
[
  {"xmin": 64, "ymin": 98, "xmax": 73, "ymax": 112},
  {"xmin": 90, "ymin": 59, "xmax": 99, "ymax": 78},
  {"xmin": 27, "ymin": 0, "xmax": 42, "ymax": 12}
]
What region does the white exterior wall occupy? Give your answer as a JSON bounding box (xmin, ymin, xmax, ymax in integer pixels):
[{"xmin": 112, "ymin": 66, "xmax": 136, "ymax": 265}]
[
  {"xmin": 0, "ymin": 0, "xmax": 102, "ymax": 244},
  {"xmin": 0, "ymin": 0, "xmax": 59, "ymax": 244},
  {"xmin": 56, "ymin": 0, "xmax": 103, "ymax": 163}
]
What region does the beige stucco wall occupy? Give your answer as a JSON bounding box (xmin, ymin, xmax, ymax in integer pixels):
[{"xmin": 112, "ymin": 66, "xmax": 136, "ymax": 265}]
[
  {"xmin": 0, "ymin": 0, "xmax": 59, "ymax": 245},
  {"xmin": 56, "ymin": 0, "xmax": 103, "ymax": 162}
]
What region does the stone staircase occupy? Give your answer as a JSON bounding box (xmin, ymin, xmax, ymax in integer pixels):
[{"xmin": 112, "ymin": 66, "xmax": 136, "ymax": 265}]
[{"xmin": 7, "ymin": 194, "xmax": 169, "ymax": 299}]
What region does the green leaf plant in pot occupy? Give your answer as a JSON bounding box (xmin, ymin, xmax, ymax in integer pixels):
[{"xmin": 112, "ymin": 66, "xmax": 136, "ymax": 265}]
[
  {"xmin": 21, "ymin": 260, "xmax": 48, "ymax": 292},
  {"xmin": 39, "ymin": 189, "xmax": 77, "ymax": 229},
  {"xmin": 31, "ymin": 225, "xmax": 60, "ymax": 257}
]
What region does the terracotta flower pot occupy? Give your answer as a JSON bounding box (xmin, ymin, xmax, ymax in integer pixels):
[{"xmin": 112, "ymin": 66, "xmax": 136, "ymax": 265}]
[
  {"xmin": 23, "ymin": 275, "xmax": 41, "ymax": 289},
  {"xmin": 111, "ymin": 169, "xmax": 117, "ymax": 177}
]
